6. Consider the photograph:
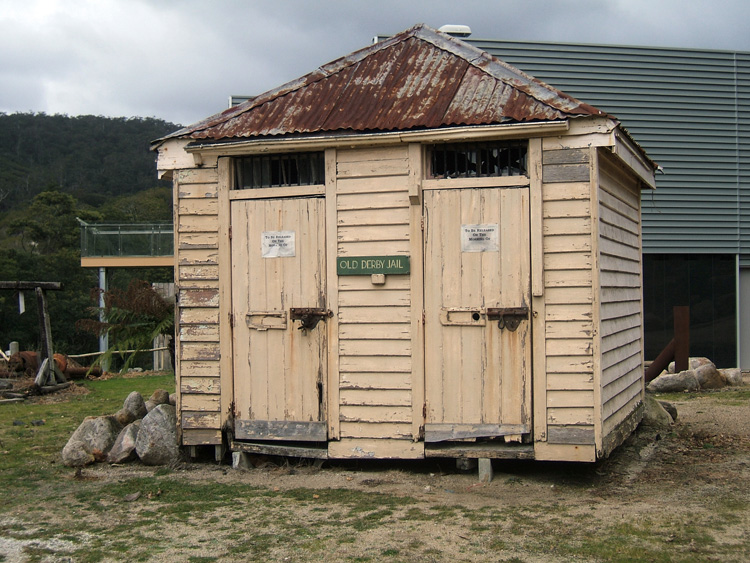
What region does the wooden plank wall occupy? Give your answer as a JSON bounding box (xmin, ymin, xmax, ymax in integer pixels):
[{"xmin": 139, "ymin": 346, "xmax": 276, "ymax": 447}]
[
  {"xmin": 175, "ymin": 167, "xmax": 223, "ymax": 445},
  {"xmin": 335, "ymin": 147, "xmax": 415, "ymax": 442},
  {"xmin": 597, "ymin": 152, "xmax": 644, "ymax": 438},
  {"xmin": 540, "ymin": 146, "xmax": 596, "ymax": 446}
]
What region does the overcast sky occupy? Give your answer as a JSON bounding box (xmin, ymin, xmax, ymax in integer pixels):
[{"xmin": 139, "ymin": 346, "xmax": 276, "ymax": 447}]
[{"xmin": 2, "ymin": 0, "xmax": 749, "ymax": 126}]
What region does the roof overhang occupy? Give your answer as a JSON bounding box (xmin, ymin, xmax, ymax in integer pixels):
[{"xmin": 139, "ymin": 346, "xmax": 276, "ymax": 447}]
[
  {"xmin": 612, "ymin": 129, "xmax": 656, "ymax": 189},
  {"xmin": 156, "ymin": 116, "xmax": 656, "ymax": 189},
  {"xmin": 182, "ymin": 121, "xmax": 571, "ymax": 157}
]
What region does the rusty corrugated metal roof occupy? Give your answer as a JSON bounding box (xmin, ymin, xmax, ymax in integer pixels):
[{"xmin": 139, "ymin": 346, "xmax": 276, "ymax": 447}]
[{"xmin": 162, "ymin": 24, "xmax": 608, "ymax": 143}]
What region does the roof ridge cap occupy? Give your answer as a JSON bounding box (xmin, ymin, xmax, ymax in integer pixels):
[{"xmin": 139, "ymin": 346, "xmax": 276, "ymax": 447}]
[{"xmin": 414, "ymin": 24, "xmax": 602, "ymax": 116}]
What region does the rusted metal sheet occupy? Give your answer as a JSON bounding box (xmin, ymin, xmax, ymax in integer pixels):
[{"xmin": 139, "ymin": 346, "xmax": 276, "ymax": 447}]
[{"xmin": 160, "ymin": 24, "xmax": 606, "ymax": 145}]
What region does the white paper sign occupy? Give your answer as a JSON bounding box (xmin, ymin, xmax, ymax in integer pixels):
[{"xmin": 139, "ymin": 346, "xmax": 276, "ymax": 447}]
[
  {"xmin": 461, "ymin": 224, "xmax": 499, "ymax": 252},
  {"xmin": 261, "ymin": 230, "xmax": 296, "ymax": 258}
]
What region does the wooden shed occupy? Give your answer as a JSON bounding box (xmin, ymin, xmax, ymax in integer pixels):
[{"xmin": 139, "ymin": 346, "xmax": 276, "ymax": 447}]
[{"xmin": 153, "ymin": 25, "xmax": 656, "ymax": 463}]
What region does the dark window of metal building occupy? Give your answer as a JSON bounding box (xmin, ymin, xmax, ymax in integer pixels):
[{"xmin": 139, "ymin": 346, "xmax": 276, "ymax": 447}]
[
  {"xmin": 427, "ymin": 141, "xmax": 528, "ymax": 179},
  {"xmin": 234, "ymin": 152, "xmax": 325, "ymax": 189},
  {"xmin": 643, "ymin": 254, "xmax": 736, "ymax": 368}
]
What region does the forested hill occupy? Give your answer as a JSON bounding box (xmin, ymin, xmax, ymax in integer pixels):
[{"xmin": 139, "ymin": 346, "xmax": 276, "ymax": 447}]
[
  {"xmin": 0, "ymin": 112, "xmax": 179, "ymax": 210},
  {"xmin": 0, "ymin": 113, "xmax": 180, "ymax": 358}
]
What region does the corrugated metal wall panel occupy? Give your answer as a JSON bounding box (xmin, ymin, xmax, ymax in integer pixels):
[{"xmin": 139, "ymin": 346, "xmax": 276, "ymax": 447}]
[
  {"xmin": 471, "ymin": 40, "xmax": 749, "ymax": 258},
  {"xmin": 738, "ymin": 54, "xmax": 750, "ymax": 265}
]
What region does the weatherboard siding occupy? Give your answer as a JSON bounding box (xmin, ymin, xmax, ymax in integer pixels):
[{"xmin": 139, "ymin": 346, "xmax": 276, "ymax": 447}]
[
  {"xmin": 541, "ymin": 145, "xmax": 596, "ymax": 445},
  {"xmin": 174, "ymin": 166, "xmax": 223, "ymax": 445},
  {"xmin": 596, "ymin": 152, "xmax": 645, "ymax": 439},
  {"xmin": 335, "ymin": 146, "xmax": 416, "ymax": 447}
]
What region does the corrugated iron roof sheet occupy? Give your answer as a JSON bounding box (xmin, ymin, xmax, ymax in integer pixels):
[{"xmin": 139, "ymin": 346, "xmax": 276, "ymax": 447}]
[{"xmin": 162, "ymin": 24, "xmax": 608, "ymax": 143}]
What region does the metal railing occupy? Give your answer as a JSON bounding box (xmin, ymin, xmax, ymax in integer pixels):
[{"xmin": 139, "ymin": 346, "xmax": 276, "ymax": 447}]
[{"xmin": 78, "ymin": 219, "xmax": 173, "ymax": 258}]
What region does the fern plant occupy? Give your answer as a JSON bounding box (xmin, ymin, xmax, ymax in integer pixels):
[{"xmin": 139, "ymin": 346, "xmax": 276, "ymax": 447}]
[{"xmin": 77, "ymin": 279, "xmax": 174, "ymax": 373}]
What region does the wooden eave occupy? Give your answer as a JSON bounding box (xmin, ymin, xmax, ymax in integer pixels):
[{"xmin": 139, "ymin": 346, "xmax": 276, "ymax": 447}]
[{"xmin": 182, "ymin": 121, "xmax": 571, "ymax": 157}]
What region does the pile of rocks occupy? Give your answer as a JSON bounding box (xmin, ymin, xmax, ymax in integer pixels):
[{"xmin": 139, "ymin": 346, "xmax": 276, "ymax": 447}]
[
  {"xmin": 61, "ymin": 389, "xmax": 180, "ymax": 467},
  {"xmin": 647, "ymin": 357, "xmax": 743, "ymax": 393}
]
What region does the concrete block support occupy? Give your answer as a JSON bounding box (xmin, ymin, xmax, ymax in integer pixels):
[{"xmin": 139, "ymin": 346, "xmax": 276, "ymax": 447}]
[{"xmin": 478, "ymin": 458, "xmax": 493, "ymax": 483}]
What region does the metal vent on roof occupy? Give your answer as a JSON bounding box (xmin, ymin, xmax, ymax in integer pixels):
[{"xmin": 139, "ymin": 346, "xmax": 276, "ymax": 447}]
[{"xmin": 438, "ymin": 24, "xmax": 472, "ymax": 38}]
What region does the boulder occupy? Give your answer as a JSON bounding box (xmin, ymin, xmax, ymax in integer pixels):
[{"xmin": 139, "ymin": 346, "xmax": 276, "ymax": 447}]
[
  {"xmin": 642, "ymin": 395, "xmax": 674, "ymax": 429},
  {"xmin": 647, "ymin": 370, "xmax": 700, "ymax": 393},
  {"xmin": 144, "ymin": 390, "xmax": 169, "ymax": 413},
  {"xmin": 61, "ymin": 416, "xmax": 122, "ymax": 467},
  {"xmin": 114, "ymin": 407, "xmax": 136, "ymax": 427},
  {"xmin": 658, "ymin": 400, "xmax": 678, "ymax": 422},
  {"xmin": 135, "ymin": 404, "xmax": 180, "ymax": 466},
  {"xmin": 719, "ymin": 368, "xmax": 743, "ymax": 386},
  {"xmin": 107, "ymin": 421, "xmax": 141, "ymax": 464},
  {"xmin": 668, "ymin": 357, "xmax": 712, "ymax": 373},
  {"xmin": 169, "ymin": 393, "xmax": 177, "ymax": 406},
  {"xmin": 694, "ymin": 363, "xmax": 726, "ymax": 389},
  {"xmin": 61, "ymin": 439, "xmax": 96, "ymax": 467},
  {"xmin": 123, "ymin": 391, "xmax": 147, "ymax": 420},
  {"xmin": 149, "ymin": 389, "xmax": 170, "ymax": 406}
]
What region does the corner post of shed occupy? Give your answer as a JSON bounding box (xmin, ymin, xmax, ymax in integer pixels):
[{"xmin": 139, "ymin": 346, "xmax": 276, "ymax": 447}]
[
  {"xmin": 217, "ymin": 156, "xmax": 235, "ymax": 435},
  {"xmin": 528, "ymin": 137, "xmax": 548, "ymax": 446}
]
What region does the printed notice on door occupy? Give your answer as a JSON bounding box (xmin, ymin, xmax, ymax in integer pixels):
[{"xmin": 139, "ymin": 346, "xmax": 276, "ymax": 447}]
[
  {"xmin": 461, "ymin": 224, "xmax": 499, "ymax": 252},
  {"xmin": 261, "ymin": 230, "xmax": 296, "ymax": 258}
]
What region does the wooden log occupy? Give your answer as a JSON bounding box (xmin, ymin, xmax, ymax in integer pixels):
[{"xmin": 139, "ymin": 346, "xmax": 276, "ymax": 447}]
[
  {"xmin": 34, "ymin": 358, "xmax": 50, "ymax": 387},
  {"xmin": 0, "ymin": 281, "xmax": 62, "ymax": 291},
  {"xmin": 64, "ymin": 366, "xmax": 102, "ymax": 379},
  {"xmin": 0, "ymin": 398, "xmax": 25, "ymax": 404},
  {"xmin": 36, "ymin": 288, "xmax": 66, "ymax": 385},
  {"xmin": 644, "ymin": 338, "xmax": 675, "ymax": 383},
  {"xmin": 39, "ymin": 382, "xmax": 73, "ymax": 394}
]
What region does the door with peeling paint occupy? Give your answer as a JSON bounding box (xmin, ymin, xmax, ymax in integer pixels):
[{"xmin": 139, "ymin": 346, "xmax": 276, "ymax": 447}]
[
  {"xmin": 231, "ymin": 196, "xmax": 327, "ymax": 442},
  {"xmin": 423, "ymin": 187, "xmax": 532, "ymax": 443}
]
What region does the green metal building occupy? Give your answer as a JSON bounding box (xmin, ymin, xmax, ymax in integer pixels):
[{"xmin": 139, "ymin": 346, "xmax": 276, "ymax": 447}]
[{"xmin": 463, "ymin": 38, "xmax": 750, "ymax": 368}]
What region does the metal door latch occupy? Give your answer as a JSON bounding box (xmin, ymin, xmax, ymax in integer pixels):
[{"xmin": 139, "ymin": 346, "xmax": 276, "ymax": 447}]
[
  {"xmin": 290, "ymin": 308, "xmax": 333, "ymax": 331},
  {"xmin": 486, "ymin": 307, "xmax": 529, "ymax": 331}
]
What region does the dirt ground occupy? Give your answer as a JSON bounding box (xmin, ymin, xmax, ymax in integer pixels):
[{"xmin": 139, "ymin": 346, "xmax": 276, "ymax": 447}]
[
  {"xmin": 83, "ymin": 383, "xmax": 750, "ymax": 561},
  {"xmin": 3, "ymin": 377, "xmax": 750, "ymax": 561}
]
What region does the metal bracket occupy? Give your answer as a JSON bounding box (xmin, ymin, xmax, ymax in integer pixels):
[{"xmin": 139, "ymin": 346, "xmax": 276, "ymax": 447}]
[
  {"xmin": 439, "ymin": 307, "xmax": 486, "ymax": 326},
  {"xmin": 246, "ymin": 311, "xmax": 287, "ymax": 331},
  {"xmin": 290, "ymin": 308, "xmax": 333, "ymax": 331},
  {"xmin": 486, "ymin": 307, "xmax": 529, "ymax": 331}
]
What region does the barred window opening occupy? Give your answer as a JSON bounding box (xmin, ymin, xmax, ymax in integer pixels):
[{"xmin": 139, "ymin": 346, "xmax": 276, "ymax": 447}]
[
  {"xmin": 428, "ymin": 141, "xmax": 528, "ymax": 179},
  {"xmin": 234, "ymin": 152, "xmax": 325, "ymax": 189}
]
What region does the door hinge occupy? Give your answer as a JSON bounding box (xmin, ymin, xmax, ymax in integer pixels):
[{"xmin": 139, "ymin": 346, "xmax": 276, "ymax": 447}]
[
  {"xmin": 228, "ymin": 226, "xmax": 232, "ymax": 240},
  {"xmin": 229, "ymin": 313, "xmax": 234, "ymax": 328},
  {"xmin": 420, "ymin": 217, "xmax": 425, "ymax": 231},
  {"xmin": 422, "ymin": 310, "xmax": 426, "ymax": 325}
]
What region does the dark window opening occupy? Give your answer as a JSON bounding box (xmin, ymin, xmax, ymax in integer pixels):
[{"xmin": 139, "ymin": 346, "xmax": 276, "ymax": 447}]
[
  {"xmin": 234, "ymin": 152, "xmax": 325, "ymax": 189},
  {"xmin": 643, "ymin": 254, "xmax": 736, "ymax": 368},
  {"xmin": 428, "ymin": 141, "xmax": 528, "ymax": 179}
]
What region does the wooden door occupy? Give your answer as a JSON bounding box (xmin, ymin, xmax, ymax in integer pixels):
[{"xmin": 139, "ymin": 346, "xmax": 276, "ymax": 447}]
[
  {"xmin": 231, "ymin": 196, "xmax": 327, "ymax": 441},
  {"xmin": 423, "ymin": 187, "xmax": 532, "ymax": 442}
]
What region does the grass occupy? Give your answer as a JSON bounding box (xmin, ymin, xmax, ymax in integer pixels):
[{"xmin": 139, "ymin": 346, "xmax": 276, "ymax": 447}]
[
  {"xmin": 1, "ymin": 376, "xmax": 749, "ymax": 562},
  {"xmin": 655, "ymin": 388, "xmax": 750, "ymax": 405},
  {"xmin": 0, "ymin": 372, "xmax": 174, "ymax": 491}
]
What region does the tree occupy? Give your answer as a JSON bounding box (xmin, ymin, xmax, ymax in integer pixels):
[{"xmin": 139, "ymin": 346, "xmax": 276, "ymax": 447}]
[
  {"xmin": 77, "ymin": 279, "xmax": 174, "ymax": 373},
  {"xmin": 0, "ymin": 114, "xmax": 178, "ymax": 358},
  {"xmin": 8, "ymin": 190, "xmax": 102, "ymax": 254},
  {"xmin": 100, "ymin": 186, "xmax": 173, "ymax": 222}
]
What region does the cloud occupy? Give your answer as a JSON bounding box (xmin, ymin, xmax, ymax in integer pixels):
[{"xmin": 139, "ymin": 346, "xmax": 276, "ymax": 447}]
[{"xmin": 1, "ymin": 0, "xmax": 749, "ymax": 124}]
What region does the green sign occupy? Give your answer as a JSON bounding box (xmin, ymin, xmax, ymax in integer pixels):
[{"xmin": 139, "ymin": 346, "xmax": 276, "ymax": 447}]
[{"xmin": 337, "ymin": 255, "xmax": 410, "ymax": 276}]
